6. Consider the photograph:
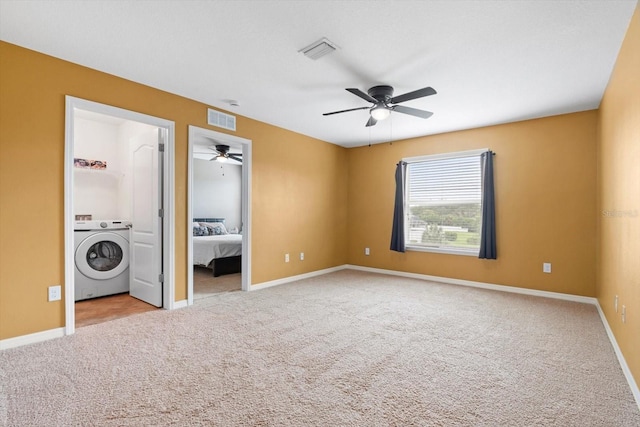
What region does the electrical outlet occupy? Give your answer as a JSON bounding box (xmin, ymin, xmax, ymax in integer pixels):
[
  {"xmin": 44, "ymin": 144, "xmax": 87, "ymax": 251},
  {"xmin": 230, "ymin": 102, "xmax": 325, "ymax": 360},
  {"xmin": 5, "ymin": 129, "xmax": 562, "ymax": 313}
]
[
  {"xmin": 48, "ymin": 285, "xmax": 61, "ymax": 302},
  {"xmin": 285, "ymin": 253, "xmax": 289, "ymax": 263},
  {"xmin": 365, "ymin": 247, "xmax": 370, "ymax": 256},
  {"xmin": 621, "ymin": 305, "xmax": 626, "ymax": 323},
  {"xmin": 615, "ymin": 295, "xmax": 619, "ymax": 312},
  {"xmin": 300, "ymin": 252, "xmax": 304, "ymax": 261},
  {"xmin": 543, "ymin": 263, "xmax": 552, "ymax": 273}
]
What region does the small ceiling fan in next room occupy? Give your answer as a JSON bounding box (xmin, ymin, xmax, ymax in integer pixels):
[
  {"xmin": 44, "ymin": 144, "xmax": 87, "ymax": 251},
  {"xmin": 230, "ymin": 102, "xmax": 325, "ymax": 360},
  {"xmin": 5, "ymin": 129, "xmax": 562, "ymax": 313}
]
[
  {"xmin": 323, "ymin": 85, "xmax": 437, "ymax": 127},
  {"xmin": 196, "ymin": 144, "xmax": 242, "ymax": 163}
]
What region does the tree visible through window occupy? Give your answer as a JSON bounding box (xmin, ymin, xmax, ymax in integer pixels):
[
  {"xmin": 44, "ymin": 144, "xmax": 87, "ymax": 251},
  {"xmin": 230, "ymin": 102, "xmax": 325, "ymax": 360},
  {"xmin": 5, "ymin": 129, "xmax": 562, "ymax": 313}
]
[{"xmin": 406, "ymin": 151, "xmax": 483, "ymax": 254}]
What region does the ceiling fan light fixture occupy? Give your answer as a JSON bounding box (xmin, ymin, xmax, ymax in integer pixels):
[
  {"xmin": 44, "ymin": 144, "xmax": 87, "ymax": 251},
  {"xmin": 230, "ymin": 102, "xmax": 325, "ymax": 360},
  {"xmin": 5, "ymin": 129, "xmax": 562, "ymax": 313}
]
[
  {"xmin": 216, "ymin": 154, "xmax": 228, "ymax": 163},
  {"xmin": 370, "ymin": 105, "xmax": 390, "ymax": 121}
]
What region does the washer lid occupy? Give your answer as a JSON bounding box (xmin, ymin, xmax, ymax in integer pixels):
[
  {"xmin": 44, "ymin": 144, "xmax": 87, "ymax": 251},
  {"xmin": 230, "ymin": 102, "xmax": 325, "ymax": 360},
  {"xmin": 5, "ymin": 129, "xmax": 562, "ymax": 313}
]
[{"xmin": 75, "ymin": 232, "xmax": 129, "ymax": 280}]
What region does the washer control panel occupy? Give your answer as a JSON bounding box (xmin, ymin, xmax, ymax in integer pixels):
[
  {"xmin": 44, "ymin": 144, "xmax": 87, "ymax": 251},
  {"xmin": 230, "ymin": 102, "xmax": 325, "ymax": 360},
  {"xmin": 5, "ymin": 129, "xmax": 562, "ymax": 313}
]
[{"xmin": 74, "ymin": 220, "xmax": 132, "ymax": 231}]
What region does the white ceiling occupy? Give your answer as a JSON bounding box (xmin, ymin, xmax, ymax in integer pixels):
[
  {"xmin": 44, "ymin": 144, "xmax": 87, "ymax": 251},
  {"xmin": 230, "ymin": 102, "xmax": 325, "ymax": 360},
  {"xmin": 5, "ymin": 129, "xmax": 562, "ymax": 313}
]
[{"xmin": 0, "ymin": 0, "xmax": 636, "ymax": 148}]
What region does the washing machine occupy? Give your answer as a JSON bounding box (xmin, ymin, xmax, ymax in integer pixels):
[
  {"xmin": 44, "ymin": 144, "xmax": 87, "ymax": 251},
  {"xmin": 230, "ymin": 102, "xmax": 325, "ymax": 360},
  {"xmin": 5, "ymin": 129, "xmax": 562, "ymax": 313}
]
[{"xmin": 74, "ymin": 220, "xmax": 131, "ymax": 301}]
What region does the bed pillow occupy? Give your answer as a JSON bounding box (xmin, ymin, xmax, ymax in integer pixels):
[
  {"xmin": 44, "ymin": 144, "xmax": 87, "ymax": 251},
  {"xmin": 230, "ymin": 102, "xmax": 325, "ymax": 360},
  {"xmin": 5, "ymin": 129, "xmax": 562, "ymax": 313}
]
[
  {"xmin": 200, "ymin": 222, "xmax": 228, "ymax": 235},
  {"xmin": 193, "ymin": 225, "xmax": 209, "ymax": 236}
]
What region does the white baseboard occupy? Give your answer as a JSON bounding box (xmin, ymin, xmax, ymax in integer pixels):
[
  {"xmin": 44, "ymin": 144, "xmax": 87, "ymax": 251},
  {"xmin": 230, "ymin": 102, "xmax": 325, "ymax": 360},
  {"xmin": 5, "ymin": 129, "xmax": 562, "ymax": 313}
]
[
  {"xmin": 0, "ymin": 327, "xmax": 65, "ymax": 350},
  {"xmin": 345, "ymin": 264, "xmax": 598, "ymax": 304},
  {"xmin": 251, "ymin": 263, "xmax": 597, "ymax": 305},
  {"xmin": 173, "ymin": 299, "xmax": 188, "ymax": 309},
  {"xmin": 595, "ymin": 301, "xmax": 640, "ymax": 410},
  {"xmin": 249, "ymin": 265, "xmax": 348, "ymax": 291}
]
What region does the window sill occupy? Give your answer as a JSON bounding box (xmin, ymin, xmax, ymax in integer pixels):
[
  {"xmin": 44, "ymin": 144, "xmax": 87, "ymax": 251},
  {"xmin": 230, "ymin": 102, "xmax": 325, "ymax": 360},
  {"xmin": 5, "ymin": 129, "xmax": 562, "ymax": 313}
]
[{"xmin": 405, "ymin": 245, "xmax": 479, "ymax": 257}]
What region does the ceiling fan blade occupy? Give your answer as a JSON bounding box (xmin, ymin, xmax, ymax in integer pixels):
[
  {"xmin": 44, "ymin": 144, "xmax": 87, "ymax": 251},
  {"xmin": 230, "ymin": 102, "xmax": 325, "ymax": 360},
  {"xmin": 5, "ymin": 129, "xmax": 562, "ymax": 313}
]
[
  {"xmin": 346, "ymin": 88, "xmax": 377, "ymax": 103},
  {"xmin": 229, "ymin": 155, "xmax": 243, "ymax": 162},
  {"xmin": 228, "ymin": 152, "xmax": 242, "ymax": 156},
  {"xmin": 392, "ymin": 105, "xmax": 434, "ymax": 119},
  {"xmin": 365, "ymin": 116, "xmax": 377, "ymax": 127},
  {"xmin": 203, "ymin": 136, "xmax": 225, "ymax": 146},
  {"xmin": 323, "ymin": 106, "xmax": 370, "ymax": 116},
  {"xmin": 390, "ymin": 86, "xmax": 437, "ymax": 104}
]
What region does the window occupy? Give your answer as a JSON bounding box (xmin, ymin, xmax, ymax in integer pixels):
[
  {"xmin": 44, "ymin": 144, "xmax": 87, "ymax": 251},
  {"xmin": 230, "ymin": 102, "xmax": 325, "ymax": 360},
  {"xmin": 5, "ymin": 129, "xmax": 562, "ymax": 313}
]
[{"xmin": 404, "ymin": 149, "xmax": 486, "ymax": 255}]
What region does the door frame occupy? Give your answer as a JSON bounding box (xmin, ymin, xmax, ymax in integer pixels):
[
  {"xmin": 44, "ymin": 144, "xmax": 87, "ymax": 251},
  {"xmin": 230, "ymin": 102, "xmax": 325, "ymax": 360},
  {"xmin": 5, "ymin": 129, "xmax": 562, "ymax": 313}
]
[
  {"xmin": 187, "ymin": 125, "xmax": 252, "ymax": 303},
  {"xmin": 64, "ymin": 96, "xmax": 176, "ymax": 335}
]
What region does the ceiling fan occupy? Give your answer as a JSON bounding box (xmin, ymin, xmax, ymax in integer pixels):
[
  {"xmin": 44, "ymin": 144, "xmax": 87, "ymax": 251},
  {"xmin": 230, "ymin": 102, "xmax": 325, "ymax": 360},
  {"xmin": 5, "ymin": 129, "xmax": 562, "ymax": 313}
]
[
  {"xmin": 323, "ymin": 85, "xmax": 437, "ymax": 127},
  {"xmin": 196, "ymin": 144, "xmax": 242, "ymax": 163}
]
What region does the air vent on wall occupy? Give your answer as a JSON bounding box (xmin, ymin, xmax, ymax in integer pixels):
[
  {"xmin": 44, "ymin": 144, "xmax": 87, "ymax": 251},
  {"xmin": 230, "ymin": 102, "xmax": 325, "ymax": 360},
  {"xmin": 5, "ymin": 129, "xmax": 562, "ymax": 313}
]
[
  {"xmin": 299, "ymin": 37, "xmax": 337, "ymax": 60},
  {"xmin": 207, "ymin": 108, "xmax": 236, "ymax": 131}
]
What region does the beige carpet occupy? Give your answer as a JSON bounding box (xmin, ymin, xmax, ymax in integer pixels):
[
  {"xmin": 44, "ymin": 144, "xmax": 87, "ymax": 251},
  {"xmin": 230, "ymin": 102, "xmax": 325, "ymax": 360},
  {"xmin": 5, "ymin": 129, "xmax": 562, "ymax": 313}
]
[
  {"xmin": 1, "ymin": 270, "xmax": 638, "ymax": 426},
  {"xmin": 193, "ymin": 266, "xmax": 241, "ymax": 300}
]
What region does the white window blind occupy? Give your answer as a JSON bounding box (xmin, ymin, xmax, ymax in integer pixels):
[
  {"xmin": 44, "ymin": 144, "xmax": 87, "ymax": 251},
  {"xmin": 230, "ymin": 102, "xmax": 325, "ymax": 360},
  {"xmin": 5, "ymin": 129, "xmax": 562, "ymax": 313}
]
[{"xmin": 406, "ymin": 151, "xmax": 484, "ymax": 254}]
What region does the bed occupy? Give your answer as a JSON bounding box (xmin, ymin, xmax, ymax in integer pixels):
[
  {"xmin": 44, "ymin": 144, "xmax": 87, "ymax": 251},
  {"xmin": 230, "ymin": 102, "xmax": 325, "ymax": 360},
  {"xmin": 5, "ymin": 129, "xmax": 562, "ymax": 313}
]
[{"xmin": 193, "ymin": 218, "xmax": 242, "ymax": 277}]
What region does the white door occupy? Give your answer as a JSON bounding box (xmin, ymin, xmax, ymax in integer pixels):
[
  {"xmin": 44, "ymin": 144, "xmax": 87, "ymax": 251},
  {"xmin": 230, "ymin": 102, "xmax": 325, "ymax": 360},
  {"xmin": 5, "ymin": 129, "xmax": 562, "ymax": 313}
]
[{"xmin": 129, "ymin": 128, "xmax": 164, "ymax": 307}]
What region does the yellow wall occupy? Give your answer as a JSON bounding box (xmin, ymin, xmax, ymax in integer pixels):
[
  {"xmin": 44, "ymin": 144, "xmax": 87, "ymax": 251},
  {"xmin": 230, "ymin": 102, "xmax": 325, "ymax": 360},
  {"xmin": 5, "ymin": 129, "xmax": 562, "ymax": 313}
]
[
  {"xmin": 252, "ymin": 125, "xmax": 348, "ymax": 283},
  {"xmin": 347, "ymin": 111, "xmax": 598, "ymax": 297},
  {"xmin": 0, "ymin": 41, "xmax": 348, "ymax": 340},
  {"xmin": 597, "ymin": 5, "xmax": 640, "ymax": 384}
]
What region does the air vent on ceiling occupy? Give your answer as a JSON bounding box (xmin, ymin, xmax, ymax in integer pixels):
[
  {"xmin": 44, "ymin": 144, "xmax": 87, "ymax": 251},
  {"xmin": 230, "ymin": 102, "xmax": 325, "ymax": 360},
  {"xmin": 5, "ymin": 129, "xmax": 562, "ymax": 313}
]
[
  {"xmin": 299, "ymin": 37, "xmax": 337, "ymax": 60},
  {"xmin": 207, "ymin": 108, "xmax": 236, "ymax": 131}
]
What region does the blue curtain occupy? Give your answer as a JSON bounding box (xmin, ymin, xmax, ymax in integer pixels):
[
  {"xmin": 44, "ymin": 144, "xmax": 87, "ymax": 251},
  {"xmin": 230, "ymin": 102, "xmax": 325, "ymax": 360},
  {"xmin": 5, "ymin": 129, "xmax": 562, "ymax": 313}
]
[
  {"xmin": 479, "ymin": 151, "xmax": 496, "ymax": 259},
  {"xmin": 390, "ymin": 161, "xmax": 407, "ymax": 253}
]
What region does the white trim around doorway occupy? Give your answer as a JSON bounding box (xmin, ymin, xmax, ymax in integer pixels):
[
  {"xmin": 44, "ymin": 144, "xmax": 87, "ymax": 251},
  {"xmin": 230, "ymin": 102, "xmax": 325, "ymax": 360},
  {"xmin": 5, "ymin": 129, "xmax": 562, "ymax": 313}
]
[
  {"xmin": 187, "ymin": 125, "xmax": 252, "ymax": 304},
  {"xmin": 64, "ymin": 96, "xmax": 176, "ymax": 336}
]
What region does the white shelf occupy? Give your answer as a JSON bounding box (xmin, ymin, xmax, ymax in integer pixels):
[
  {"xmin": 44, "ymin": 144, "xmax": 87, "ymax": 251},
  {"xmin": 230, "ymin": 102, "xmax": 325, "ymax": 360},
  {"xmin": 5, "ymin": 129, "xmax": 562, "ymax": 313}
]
[{"xmin": 74, "ymin": 168, "xmax": 123, "ymax": 179}]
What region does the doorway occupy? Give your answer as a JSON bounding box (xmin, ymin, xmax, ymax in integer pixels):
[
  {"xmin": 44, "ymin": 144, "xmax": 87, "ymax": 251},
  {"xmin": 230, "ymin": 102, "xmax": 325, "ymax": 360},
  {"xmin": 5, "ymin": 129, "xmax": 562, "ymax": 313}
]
[
  {"xmin": 64, "ymin": 96, "xmax": 176, "ymax": 334},
  {"xmin": 187, "ymin": 126, "xmax": 251, "ymax": 303}
]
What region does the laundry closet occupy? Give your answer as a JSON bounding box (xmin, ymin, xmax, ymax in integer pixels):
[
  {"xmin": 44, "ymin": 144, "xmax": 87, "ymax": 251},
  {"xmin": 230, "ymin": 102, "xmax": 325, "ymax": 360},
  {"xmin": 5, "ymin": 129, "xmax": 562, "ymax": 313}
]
[{"xmin": 73, "ymin": 109, "xmax": 162, "ymax": 313}]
